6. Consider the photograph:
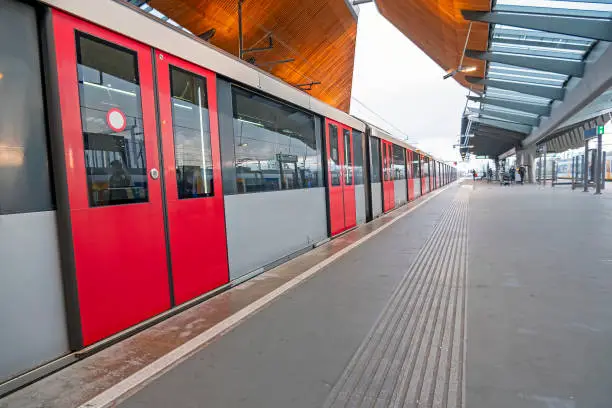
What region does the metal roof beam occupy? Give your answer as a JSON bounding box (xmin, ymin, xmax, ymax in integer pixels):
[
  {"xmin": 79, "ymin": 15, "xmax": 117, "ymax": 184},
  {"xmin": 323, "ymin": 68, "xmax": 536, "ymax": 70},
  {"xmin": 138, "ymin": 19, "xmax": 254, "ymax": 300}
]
[
  {"xmin": 491, "ymin": 37, "xmax": 589, "ymax": 52},
  {"xmin": 465, "ymin": 76, "xmax": 565, "ymax": 100},
  {"xmin": 465, "ymin": 49, "xmax": 584, "ymax": 77},
  {"xmin": 462, "ymin": 10, "xmax": 612, "ymax": 42},
  {"xmin": 470, "ymin": 116, "xmax": 532, "ymax": 134},
  {"xmin": 472, "ymin": 124, "xmax": 528, "ymax": 141},
  {"xmin": 468, "ymin": 96, "xmax": 551, "ymax": 116},
  {"xmin": 469, "ymin": 108, "xmax": 541, "ymax": 126}
]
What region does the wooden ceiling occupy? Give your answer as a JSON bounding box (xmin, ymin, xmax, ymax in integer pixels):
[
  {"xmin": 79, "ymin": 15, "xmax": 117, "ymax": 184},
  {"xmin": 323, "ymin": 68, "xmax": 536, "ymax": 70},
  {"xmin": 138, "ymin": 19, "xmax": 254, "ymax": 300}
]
[
  {"xmin": 375, "ymin": 0, "xmax": 490, "ymax": 92},
  {"xmin": 148, "ymin": 0, "xmax": 357, "ymax": 112}
]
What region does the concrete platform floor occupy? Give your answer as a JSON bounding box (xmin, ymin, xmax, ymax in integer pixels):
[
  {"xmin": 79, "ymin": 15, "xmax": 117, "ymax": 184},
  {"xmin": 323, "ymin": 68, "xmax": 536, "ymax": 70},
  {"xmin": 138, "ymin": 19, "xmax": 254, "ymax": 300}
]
[{"xmin": 2, "ymin": 181, "xmax": 612, "ymax": 408}]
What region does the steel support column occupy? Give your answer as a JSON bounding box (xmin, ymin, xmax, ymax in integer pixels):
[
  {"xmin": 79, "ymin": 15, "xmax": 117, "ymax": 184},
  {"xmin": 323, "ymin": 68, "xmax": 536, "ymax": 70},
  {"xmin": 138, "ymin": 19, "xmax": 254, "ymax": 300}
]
[
  {"xmin": 596, "ymin": 132, "xmax": 603, "ymax": 194},
  {"xmin": 584, "ymin": 141, "xmax": 589, "ymax": 192}
]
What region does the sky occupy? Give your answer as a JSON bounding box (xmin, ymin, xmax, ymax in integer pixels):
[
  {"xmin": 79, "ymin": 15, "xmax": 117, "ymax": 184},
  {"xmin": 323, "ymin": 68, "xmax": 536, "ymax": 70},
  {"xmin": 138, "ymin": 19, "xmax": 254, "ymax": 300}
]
[{"xmin": 349, "ymin": 4, "xmax": 467, "ymax": 162}]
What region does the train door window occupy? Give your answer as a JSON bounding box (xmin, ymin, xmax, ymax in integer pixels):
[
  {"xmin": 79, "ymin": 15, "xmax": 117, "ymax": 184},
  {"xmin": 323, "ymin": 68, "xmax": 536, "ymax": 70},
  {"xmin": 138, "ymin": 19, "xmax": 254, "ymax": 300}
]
[
  {"xmin": 329, "ymin": 124, "xmax": 341, "ymax": 186},
  {"xmin": 383, "ymin": 144, "xmax": 389, "ymax": 181},
  {"xmin": 344, "ymin": 129, "xmax": 353, "ymax": 186},
  {"xmin": 413, "ymin": 153, "xmax": 420, "ymax": 179},
  {"xmin": 370, "ymin": 137, "xmax": 381, "ymax": 183},
  {"xmin": 169, "ymin": 66, "xmax": 214, "ymax": 199},
  {"xmin": 393, "ymin": 145, "xmax": 406, "ymax": 180},
  {"xmin": 406, "ymin": 151, "xmax": 412, "ymax": 179},
  {"xmin": 77, "ymin": 33, "xmax": 148, "ymax": 207},
  {"xmin": 353, "ymin": 130, "xmax": 364, "ymax": 185}
]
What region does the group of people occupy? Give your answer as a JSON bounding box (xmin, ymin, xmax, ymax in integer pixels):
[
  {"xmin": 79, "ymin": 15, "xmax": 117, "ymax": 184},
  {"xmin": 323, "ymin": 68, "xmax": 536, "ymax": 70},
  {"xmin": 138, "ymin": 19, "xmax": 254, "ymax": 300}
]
[
  {"xmin": 471, "ymin": 166, "xmax": 527, "ymax": 184},
  {"xmin": 471, "ymin": 168, "xmax": 494, "ymax": 181}
]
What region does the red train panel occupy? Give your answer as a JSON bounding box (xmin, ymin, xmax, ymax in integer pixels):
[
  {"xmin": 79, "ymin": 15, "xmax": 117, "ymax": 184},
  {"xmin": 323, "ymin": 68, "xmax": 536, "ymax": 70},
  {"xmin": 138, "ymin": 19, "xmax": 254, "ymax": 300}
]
[
  {"xmin": 155, "ymin": 51, "xmax": 229, "ymax": 305},
  {"xmin": 53, "ymin": 11, "xmax": 171, "ymax": 345},
  {"xmin": 382, "ymin": 140, "xmax": 395, "ymax": 212},
  {"xmin": 325, "ymin": 118, "xmax": 356, "ymax": 235},
  {"xmin": 407, "ymin": 150, "xmax": 415, "ymax": 201}
]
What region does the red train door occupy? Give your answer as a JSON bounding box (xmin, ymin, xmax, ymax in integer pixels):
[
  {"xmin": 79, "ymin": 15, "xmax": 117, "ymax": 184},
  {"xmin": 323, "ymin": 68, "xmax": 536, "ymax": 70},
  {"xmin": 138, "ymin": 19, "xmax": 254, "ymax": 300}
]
[
  {"xmin": 52, "ymin": 11, "xmax": 170, "ymax": 345},
  {"xmin": 382, "ymin": 140, "xmax": 395, "ymax": 212},
  {"xmin": 421, "ymin": 156, "xmax": 428, "ymax": 195},
  {"xmin": 433, "ymin": 160, "xmax": 437, "ymax": 189},
  {"xmin": 325, "ymin": 119, "xmax": 356, "ymax": 235},
  {"xmin": 342, "ymin": 128, "xmax": 357, "ymax": 229},
  {"xmin": 407, "ymin": 150, "xmax": 415, "ymax": 201},
  {"xmin": 154, "ymin": 51, "xmax": 229, "ymax": 305}
]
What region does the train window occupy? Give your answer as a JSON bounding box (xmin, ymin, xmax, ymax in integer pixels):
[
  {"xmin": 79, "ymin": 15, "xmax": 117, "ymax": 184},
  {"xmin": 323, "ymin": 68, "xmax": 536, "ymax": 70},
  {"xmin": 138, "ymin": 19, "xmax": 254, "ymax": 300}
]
[
  {"xmin": 329, "ymin": 125, "xmax": 341, "ymax": 186},
  {"xmin": 405, "ymin": 151, "xmax": 411, "ymax": 179},
  {"xmin": 169, "ymin": 66, "xmax": 214, "ymax": 199},
  {"xmin": 231, "ymin": 87, "xmax": 321, "ymax": 193},
  {"xmin": 370, "ymin": 137, "xmax": 381, "ymax": 183},
  {"xmin": 353, "ymin": 130, "xmax": 364, "ymax": 185},
  {"xmin": 412, "ymin": 153, "xmax": 420, "ymax": 179},
  {"xmin": 393, "ymin": 145, "xmax": 406, "ymax": 180},
  {"xmin": 382, "ymin": 144, "xmax": 388, "ymax": 181},
  {"xmin": 77, "ymin": 33, "xmax": 148, "ymax": 207},
  {"xmin": 344, "ymin": 129, "xmax": 353, "ymax": 186},
  {"xmin": 386, "ymin": 144, "xmax": 393, "ymax": 181}
]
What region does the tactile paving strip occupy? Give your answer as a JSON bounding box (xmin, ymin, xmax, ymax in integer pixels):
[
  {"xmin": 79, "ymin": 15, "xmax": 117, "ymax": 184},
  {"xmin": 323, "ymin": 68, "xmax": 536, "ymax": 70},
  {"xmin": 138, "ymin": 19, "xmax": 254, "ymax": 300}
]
[{"xmin": 323, "ymin": 189, "xmax": 469, "ymax": 408}]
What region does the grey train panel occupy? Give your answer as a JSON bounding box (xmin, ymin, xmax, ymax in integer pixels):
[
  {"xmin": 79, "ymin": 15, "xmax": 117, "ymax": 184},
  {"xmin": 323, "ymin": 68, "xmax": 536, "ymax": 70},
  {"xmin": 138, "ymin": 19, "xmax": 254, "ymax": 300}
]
[
  {"xmin": 0, "ymin": 212, "xmax": 69, "ymax": 383},
  {"xmin": 414, "ymin": 179, "xmax": 421, "ymax": 198},
  {"xmin": 224, "ymin": 188, "xmax": 328, "ymax": 280},
  {"xmin": 394, "ymin": 179, "xmax": 407, "ymax": 208},
  {"xmin": 0, "ymin": 0, "xmax": 55, "ymax": 215},
  {"xmin": 355, "ymin": 184, "xmax": 366, "ymax": 225},
  {"xmin": 371, "ymin": 182, "xmax": 383, "ymax": 218}
]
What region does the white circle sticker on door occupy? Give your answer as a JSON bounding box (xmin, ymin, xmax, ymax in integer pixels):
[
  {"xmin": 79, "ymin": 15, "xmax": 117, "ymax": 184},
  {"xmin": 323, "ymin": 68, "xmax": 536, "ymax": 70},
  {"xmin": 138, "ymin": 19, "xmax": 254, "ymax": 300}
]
[{"xmin": 106, "ymin": 108, "xmax": 127, "ymax": 132}]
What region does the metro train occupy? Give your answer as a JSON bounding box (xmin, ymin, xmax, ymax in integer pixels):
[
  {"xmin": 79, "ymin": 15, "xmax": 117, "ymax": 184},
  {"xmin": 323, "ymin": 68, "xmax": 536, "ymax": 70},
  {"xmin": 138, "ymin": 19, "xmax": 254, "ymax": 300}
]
[{"xmin": 0, "ymin": 0, "xmax": 457, "ymax": 391}]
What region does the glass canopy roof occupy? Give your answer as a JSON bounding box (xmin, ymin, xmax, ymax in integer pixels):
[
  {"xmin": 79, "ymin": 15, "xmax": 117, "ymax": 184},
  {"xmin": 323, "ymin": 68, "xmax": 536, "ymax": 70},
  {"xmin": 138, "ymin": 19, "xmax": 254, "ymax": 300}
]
[
  {"xmin": 461, "ymin": 0, "xmax": 612, "ymax": 159},
  {"xmin": 469, "ymin": 0, "xmax": 606, "ymax": 139}
]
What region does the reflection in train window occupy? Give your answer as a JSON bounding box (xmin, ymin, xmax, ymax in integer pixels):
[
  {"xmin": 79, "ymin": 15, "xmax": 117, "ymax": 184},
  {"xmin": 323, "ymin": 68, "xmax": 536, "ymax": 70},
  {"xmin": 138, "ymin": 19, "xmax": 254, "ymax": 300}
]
[
  {"xmin": 370, "ymin": 137, "xmax": 381, "ymax": 183},
  {"xmin": 412, "ymin": 153, "xmax": 421, "ymax": 179},
  {"xmin": 344, "ymin": 129, "xmax": 353, "ymax": 186},
  {"xmin": 170, "ymin": 66, "xmax": 214, "ymax": 199},
  {"xmin": 231, "ymin": 86, "xmax": 322, "ymax": 193},
  {"xmin": 77, "ymin": 33, "xmax": 148, "ymax": 207},
  {"xmin": 393, "ymin": 145, "xmax": 406, "ymax": 180},
  {"xmin": 353, "ymin": 130, "xmax": 364, "ymax": 185},
  {"xmin": 329, "ymin": 124, "xmax": 341, "ymax": 186}
]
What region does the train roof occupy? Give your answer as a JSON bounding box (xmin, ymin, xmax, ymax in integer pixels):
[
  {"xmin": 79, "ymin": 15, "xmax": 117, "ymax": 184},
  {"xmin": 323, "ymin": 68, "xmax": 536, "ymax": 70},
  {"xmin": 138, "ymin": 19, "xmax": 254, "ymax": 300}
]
[
  {"xmin": 361, "ymin": 120, "xmax": 450, "ymax": 165},
  {"xmin": 44, "ymin": 0, "xmax": 452, "ymax": 167},
  {"xmin": 45, "ymin": 0, "xmax": 365, "ymax": 132}
]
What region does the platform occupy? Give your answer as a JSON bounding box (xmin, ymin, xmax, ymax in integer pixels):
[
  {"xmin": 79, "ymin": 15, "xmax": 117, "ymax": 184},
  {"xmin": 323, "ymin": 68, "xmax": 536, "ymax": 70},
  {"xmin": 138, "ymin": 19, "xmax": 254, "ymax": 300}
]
[{"xmin": 2, "ymin": 181, "xmax": 612, "ymax": 408}]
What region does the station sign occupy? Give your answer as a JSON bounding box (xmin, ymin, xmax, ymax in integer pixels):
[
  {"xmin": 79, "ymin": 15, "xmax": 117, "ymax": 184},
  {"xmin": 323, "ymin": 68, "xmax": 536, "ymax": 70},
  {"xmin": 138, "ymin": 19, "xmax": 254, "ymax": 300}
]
[{"xmin": 584, "ymin": 126, "xmax": 605, "ymax": 140}]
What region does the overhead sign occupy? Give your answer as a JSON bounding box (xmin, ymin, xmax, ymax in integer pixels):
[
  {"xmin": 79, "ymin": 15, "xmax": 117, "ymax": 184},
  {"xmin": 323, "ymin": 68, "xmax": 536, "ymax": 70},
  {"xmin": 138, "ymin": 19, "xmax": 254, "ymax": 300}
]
[
  {"xmin": 476, "ymin": 155, "xmax": 487, "ymax": 159},
  {"xmin": 584, "ymin": 126, "xmax": 605, "ymax": 140}
]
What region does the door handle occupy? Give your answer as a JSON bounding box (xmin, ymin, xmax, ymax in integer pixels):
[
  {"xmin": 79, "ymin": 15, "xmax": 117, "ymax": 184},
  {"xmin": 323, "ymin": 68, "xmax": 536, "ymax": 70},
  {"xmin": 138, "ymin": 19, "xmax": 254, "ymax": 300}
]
[{"xmin": 149, "ymin": 168, "xmax": 160, "ymax": 180}]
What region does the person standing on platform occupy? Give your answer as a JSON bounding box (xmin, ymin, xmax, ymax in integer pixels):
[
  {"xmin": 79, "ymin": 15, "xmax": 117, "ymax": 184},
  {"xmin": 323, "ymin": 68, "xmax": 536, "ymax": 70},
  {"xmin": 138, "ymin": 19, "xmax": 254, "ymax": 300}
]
[{"xmin": 518, "ymin": 166, "xmax": 526, "ymax": 185}]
